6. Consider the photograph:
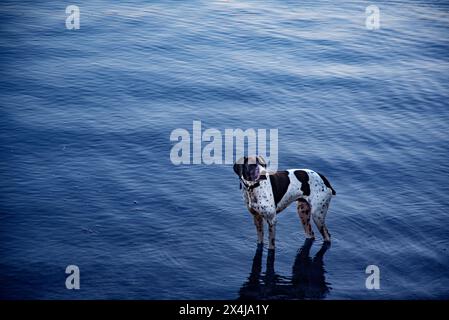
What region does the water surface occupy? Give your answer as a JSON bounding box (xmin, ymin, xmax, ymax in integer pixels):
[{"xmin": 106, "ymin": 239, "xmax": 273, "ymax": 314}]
[{"xmin": 1, "ymin": 0, "xmax": 449, "ymax": 299}]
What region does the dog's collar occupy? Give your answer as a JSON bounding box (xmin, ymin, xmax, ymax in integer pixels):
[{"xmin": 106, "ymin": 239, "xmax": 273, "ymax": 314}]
[{"xmin": 240, "ymin": 175, "xmax": 267, "ymax": 191}]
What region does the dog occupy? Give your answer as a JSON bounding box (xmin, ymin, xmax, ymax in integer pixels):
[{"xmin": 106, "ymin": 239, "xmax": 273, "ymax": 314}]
[{"xmin": 233, "ymin": 156, "xmax": 336, "ymax": 249}]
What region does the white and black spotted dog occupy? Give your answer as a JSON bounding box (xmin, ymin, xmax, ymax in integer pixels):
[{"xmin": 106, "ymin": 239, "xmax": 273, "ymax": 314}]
[{"xmin": 233, "ymin": 156, "xmax": 336, "ymax": 250}]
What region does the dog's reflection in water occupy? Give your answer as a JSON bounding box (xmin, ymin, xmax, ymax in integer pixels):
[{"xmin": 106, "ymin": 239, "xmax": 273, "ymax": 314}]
[{"xmin": 238, "ymin": 239, "xmax": 331, "ymax": 300}]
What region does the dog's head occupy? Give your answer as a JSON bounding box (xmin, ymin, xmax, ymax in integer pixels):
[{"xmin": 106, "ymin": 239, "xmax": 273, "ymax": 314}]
[{"xmin": 233, "ymin": 156, "xmax": 267, "ymax": 181}]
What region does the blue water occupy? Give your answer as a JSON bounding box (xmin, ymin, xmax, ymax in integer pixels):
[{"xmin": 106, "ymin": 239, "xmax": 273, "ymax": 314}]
[{"xmin": 1, "ymin": 0, "xmax": 449, "ymax": 299}]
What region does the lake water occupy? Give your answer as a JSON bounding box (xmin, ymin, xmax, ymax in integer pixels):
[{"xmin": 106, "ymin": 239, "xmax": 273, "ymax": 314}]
[{"xmin": 1, "ymin": 0, "xmax": 449, "ymax": 299}]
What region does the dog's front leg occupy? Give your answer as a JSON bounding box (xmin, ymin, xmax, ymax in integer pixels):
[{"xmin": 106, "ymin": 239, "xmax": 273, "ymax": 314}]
[
  {"xmin": 267, "ymin": 218, "xmax": 277, "ymax": 250},
  {"xmin": 253, "ymin": 214, "xmax": 264, "ymax": 245}
]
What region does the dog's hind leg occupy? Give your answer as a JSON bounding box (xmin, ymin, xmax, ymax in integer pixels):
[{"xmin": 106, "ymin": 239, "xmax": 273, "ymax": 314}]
[
  {"xmin": 312, "ymin": 197, "xmax": 331, "ymax": 242},
  {"xmin": 267, "ymin": 219, "xmax": 277, "ymax": 250},
  {"xmin": 253, "ymin": 214, "xmax": 264, "ymax": 245},
  {"xmin": 297, "ymin": 199, "xmax": 315, "ymax": 240}
]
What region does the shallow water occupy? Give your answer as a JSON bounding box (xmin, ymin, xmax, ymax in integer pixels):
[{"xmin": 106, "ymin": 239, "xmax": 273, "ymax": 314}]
[{"xmin": 1, "ymin": 0, "xmax": 449, "ymax": 299}]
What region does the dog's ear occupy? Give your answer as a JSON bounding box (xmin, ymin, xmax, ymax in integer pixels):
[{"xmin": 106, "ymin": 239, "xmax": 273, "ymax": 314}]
[
  {"xmin": 233, "ymin": 162, "xmax": 242, "ymax": 177},
  {"xmin": 257, "ymin": 155, "xmax": 267, "ymax": 168},
  {"xmin": 234, "ymin": 157, "xmax": 245, "ymax": 177}
]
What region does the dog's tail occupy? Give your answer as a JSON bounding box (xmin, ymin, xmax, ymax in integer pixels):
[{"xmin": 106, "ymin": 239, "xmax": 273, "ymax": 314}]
[{"xmin": 317, "ymin": 172, "xmax": 336, "ymax": 196}]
